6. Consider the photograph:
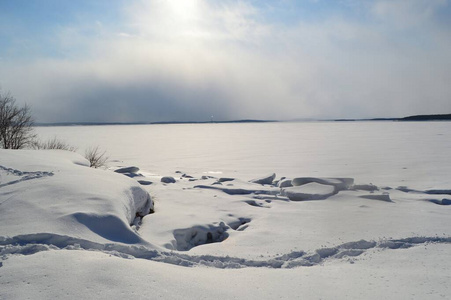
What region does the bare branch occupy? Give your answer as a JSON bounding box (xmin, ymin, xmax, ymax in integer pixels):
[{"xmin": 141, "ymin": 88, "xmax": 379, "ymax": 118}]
[
  {"xmin": 0, "ymin": 90, "xmax": 35, "ymax": 149},
  {"xmin": 30, "ymin": 137, "xmax": 78, "ymax": 152},
  {"xmin": 84, "ymin": 146, "xmax": 109, "ymax": 168}
]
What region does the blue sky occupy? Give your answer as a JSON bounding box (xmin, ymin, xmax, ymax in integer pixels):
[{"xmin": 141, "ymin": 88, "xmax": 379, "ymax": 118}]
[
  {"xmin": 1, "ymin": 0, "xmax": 450, "ymax": 122},
  {"xmin": 0, "ymin": 0, "xmax": 126, "ymax": 60}
]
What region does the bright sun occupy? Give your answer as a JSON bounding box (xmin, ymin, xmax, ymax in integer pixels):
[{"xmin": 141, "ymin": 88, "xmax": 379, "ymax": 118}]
[{"xmin": 166, "ymin": 0, "xmax": 202, "ymax": 21}]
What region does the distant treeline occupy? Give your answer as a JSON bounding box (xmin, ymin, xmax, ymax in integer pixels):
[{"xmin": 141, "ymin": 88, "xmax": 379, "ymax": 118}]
[
  {"xmin": 399, "ymin": 114, "xmax": 451, "ymax": 121},
  {"xmin": 334, "ymin": 113, "xmax": 451, "ymax": 122}
]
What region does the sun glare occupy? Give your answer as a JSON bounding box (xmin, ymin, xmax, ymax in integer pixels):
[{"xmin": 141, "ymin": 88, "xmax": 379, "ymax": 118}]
[{"xmin": 167, "ymin": 0, "xmax": 201, "ymax": 21}]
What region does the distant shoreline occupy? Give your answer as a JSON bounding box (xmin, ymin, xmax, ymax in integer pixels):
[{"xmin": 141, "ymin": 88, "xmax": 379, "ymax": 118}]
[
  {"xmin": 34, "ymin": 113, "xmax": 451, "ymax": 127},
  {"xmin": 34, "ymin": 119, "xmax": 278, "ymax": 127},
  {"xmin": 333, "ymin": 113, "xmax": 451, "ymax": 122}
]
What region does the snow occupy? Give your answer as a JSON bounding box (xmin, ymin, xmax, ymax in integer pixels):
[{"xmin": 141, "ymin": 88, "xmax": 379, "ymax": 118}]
[
  {"xmin": 1, "ymin": 122, "xmax": 451, "ymax": 299},
  {"xmin": 2, "ymin": 244, "xmax": 451, "ymax": 299},
  {"xmin": 0, "ymin": 150, "xmax": 154, "ymax": 245}
]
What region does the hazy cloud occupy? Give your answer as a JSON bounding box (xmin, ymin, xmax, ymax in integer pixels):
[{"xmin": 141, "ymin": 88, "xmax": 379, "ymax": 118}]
[
  {"xmin": 1, "ymin": 0, "xmax": 450, "ymax": 122},
  {"xmin": 371, "ymin": 0, "xmax": 447, "ymax": 28}
]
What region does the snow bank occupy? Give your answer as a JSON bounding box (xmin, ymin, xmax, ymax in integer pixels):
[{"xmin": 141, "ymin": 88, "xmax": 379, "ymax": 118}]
[{"xmin": 0, "ymin": 150, "xmax": 153, "ymax": 245}]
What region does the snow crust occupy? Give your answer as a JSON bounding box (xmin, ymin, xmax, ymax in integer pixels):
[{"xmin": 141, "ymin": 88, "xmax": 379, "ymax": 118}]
[{"xmin": 1, "ymin": 122, "xmax": 451, "ymax": 299}]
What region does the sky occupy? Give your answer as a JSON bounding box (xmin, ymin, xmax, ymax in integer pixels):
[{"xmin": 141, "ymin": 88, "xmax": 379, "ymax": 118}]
[{"xmin": 0, "ymin": 0, "xmax": 450, "ymax": 123}]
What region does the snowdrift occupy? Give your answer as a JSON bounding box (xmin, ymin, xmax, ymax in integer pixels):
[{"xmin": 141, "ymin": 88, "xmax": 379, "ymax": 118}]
[{"xmin": 0, "ymin": 150, "xmax": 154, "ymax": 246}]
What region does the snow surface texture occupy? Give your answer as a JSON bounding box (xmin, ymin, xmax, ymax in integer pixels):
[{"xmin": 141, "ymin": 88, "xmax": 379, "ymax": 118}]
[
  {"xmin": 1, "ymin": 153, "xmax": 450, "ymax": 262},
  {"xmin": 2, "ymin": 122, "xmax": 451, "ymax": 299}
]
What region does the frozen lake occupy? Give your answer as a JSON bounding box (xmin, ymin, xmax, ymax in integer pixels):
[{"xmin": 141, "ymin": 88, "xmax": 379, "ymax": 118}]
[
  {"xmin": 2, "ymin": 121, "xmax": 451, "ymax": 299},
  {"xmin": 36, "ymin": 121, "xmax": 451, "ymax": 189}
]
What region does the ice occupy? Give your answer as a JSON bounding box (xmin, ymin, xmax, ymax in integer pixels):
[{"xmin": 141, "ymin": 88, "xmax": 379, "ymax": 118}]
[
  {"xmin": 425, "ymin": 189, "xmax": 451, "ymax": 195},
  {"xmin": 277, "ymin": 178, "xmax": 293, "ymax": 188},
  {"xmin": 291, "ymin": 177, "xmax": 354, "ymax": 191},
  {"xmin": 359, "ymin": 193, "xmax": 392, "ymax": 202},
  {"xmin": 114, "ymin": 166, "xmax": 140, "ymax": 174},
  {"xmin": 194, "ymin": 179, "xmax": 279, "ymax": 195},
  {"xmin": 217, "ymin": 177, "xmax": 235, "ymax": 183},
  {"xmin": 137, "ymin": 180, "xmax": 153, "ymax": 185},
  {"xmin": 283, "ymin": 183, "xmax": 336, "ymax": 201},
  {"xmin": 161, "ymin": 176, "xmax": 176, "ymax": 183},
  {"xmin": 353, "ymin": 183, "xmax": 379, "ymax": 191},
  {"xmin": 249, "ymin": 173, "xmax": 276, "ymax": 185},
  {"xmin": 428, "ymin": 198, "xmax": 451, "ymax": 205}
]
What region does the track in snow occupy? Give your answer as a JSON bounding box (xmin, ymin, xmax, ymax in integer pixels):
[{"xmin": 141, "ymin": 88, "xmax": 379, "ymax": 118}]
[{"xmin": 1, "ymin": 233, "xmax": 450, "ymax": 269}]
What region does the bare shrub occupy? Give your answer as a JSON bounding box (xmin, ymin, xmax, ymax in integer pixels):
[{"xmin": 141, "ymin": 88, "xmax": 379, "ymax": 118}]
[
  {"xmin": 0, "ymin": 90, "xmax": 35, "ymax": 149},
  {"xmin": 84, "ymin": 146, "xmax": 108, "ymax": 168},
  {"xmin": 30, "ymin": 137, "xmax": 78, "ymax": 152}
]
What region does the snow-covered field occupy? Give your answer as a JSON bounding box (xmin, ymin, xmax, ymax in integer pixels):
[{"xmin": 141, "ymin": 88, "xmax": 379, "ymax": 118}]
[{"xmin": 1, "ymin": 122, "xmax": 451, "ymax": 299}]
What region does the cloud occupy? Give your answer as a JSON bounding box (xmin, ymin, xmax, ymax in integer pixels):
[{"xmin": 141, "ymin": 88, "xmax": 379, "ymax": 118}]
[
  {"xmin": 1, "ymin": 0, "xmax": 450, "ymax": 122},
  {"xmin": 371, "ymin": 0, "xmax": 448, "ymax": 28}
]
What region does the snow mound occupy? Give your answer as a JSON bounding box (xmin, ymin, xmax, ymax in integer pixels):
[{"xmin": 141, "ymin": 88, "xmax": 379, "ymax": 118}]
[{"xmin": 0, "ymin": 150, "xmax": 153, "ymax": 245}]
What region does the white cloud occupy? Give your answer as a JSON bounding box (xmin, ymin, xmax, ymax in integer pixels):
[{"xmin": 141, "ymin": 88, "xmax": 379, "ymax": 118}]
[
  {"xmin": 371, "ymin": 0, "xmax": 448, "ymax": 28},
  {"xmin": 1, "ymin": 0, "xmax": 450, "ymax": 122}
]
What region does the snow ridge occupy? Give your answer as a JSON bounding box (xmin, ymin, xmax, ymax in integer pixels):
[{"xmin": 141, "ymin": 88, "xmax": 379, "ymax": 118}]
[{"xmin": 1, "ymin": 233, "xmax": 450, "ymax": 269}]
